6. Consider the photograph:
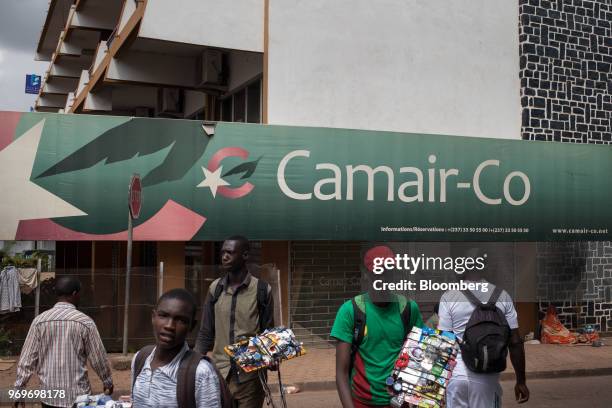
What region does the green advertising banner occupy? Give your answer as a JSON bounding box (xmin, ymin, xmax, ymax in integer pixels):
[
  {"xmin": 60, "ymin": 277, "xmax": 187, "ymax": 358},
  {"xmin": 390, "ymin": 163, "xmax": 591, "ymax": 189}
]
[{"xmin": 1, "ymin": 111, "xmax": 611, "ymax": 241}]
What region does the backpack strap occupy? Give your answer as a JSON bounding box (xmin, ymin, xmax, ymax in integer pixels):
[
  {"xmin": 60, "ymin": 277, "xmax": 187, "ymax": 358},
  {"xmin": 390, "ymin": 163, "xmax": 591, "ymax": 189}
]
[
  {"xmin": 398, "ymin": 296, "xmax": 412, "ymax": 335},
  {"xmin": 202, "ymin": 355, "xmax": 233, "ymax": 408},
  {"xmin": 177, "ymin": 350, "xmax": 201, "ymax": 408},
  {"xmin": 349, "ymin": 295, "xmax": 366, "ymax": 378},
  {"xmin": 462, "ymin": 289, "xmax": 483, "ymax": 307},
  {"xmin": 211, "ymin": 278, "xmax": 224, "ymax": 304},
  {"xmin": 211, "ymin": 276, "xmax": 271, "ymax": 333},
  {"xmin": 486, "ymin": 287, "xmax": 503, "ymax": 307},
  {"xmin": 132, "ymin": 345, "xmax": 155, "ymax": 390},
  {"xmin": 177, "ymin": 349, "xmax": 233, "ymax": 408},
  {"xmin": 347, "ymin": 295, "xmax": 412, "ymax": 378},
  {"xmin": 463, "ymin": 287, "xmax": 503, "ymax": 311}
]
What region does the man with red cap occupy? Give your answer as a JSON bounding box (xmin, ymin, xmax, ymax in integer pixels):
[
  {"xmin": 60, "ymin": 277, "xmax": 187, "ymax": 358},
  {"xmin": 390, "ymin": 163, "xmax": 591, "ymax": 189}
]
[{"xmin": 331, "ymin": 245, "xmax": 424, "ymax": 408}]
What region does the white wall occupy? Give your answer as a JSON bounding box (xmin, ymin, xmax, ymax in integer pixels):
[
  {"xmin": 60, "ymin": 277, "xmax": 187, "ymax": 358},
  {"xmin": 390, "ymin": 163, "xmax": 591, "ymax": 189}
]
[
  {"xmin": 268, "ymin": 0, "xmax": 521, "ymax": 139},
  {"xmin": 139, "ymin": 0, "xmax": 263, "ymax": 52}
]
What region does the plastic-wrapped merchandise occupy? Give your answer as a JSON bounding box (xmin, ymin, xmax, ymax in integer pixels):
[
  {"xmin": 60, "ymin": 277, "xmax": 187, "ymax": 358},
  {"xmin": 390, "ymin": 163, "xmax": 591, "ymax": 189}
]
[
  {"xmin": 74, "ymin": 394, "xmax": 132, "ymax": 408},
  {"xmin": 388, "ymin": 327, "xmax": 459, "ymax": 408},
  {"xmin": 224, "ymin": 327, "xmax": 306, "ymax": 372}
]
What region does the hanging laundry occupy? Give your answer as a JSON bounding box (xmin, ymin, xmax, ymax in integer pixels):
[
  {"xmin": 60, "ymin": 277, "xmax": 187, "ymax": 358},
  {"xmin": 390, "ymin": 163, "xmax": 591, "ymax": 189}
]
[
  {"xmin": 0, "ymin": 266, "xmax": 21, "ymax": 313},
  {"xmin": 18, "ymin": 268, "xmax": 38, "ymax": 294}
]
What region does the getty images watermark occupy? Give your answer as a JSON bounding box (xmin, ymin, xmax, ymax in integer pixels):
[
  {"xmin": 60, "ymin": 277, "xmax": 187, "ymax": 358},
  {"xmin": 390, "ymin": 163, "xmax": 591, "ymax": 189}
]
[{"xmin": 368, "ymin": 250, "xmax": 490, "ymax": 293}]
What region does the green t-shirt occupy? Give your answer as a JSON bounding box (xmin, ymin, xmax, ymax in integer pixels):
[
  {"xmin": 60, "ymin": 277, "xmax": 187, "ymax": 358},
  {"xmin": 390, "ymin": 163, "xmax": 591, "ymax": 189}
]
[{"xmin": 331, "ymin": 294, "xmax": 424, "ymax": 406}]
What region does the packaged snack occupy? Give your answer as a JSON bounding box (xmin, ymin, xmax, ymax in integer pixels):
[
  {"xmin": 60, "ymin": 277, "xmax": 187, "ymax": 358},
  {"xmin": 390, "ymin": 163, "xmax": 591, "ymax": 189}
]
[{"xmin": 224, "ymin": 327, "xmax": 306, "ymax": 372}]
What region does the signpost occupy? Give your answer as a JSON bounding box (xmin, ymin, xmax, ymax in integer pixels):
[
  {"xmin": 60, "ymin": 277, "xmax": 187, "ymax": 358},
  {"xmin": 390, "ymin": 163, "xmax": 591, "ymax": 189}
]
[
  {"xmin": 34, "ymin": 258, "xmax": 42, "ymax": 317},
  {"xmin": 25, "ymin": 75, "xmax": 41, "ymax": 94},
  {"xmin": 123, "ymin": 174, "xmax": 141, "ymax": 356}
]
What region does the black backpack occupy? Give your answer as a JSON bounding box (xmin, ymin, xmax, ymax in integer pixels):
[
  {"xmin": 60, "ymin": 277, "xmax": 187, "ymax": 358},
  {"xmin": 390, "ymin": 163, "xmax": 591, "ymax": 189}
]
[
  {"xmin": 349, "ymin": 294, "xmax": 413, "ymax": 376},
  {"xmin": 133, "ymin": 346, "xmax": 233, "ymax": 408},
  {"xmin": 210, "ymin": 277, "xmax": 271, "ymax": 333},
  {"xmin": 460, "ymin": 287, "xmax": 511, "ymax": 373}
]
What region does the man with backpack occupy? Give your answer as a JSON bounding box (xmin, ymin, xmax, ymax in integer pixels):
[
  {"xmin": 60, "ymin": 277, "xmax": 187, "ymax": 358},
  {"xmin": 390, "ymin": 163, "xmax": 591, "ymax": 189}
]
[
  {"xmin": 331, "ymin": 266, "xmax": 424, "ymax": 408},
  {"xmin": 438, "ymin": 249, "xmax": 529, "ymax": 407},
  {"xmin": 14, "ymin": 276, "xmax": 113, "ymax": 408},
  {"xmin": 196, "ymin": 236, "xmax": 274, "ymax": 408},
  {"xmin": 131, "ymin": 288, "xmax": 229, "ymax": 408}
]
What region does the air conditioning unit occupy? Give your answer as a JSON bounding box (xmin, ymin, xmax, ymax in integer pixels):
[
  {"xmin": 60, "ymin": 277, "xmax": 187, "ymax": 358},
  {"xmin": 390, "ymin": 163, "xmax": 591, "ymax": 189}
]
[
  {"xmin": 156, "ymin": 88, "xmax": 183, "ymax": 117},
  {"xmin": 196, "ymin": 49, "xmax": 224, "ymax": 88}
]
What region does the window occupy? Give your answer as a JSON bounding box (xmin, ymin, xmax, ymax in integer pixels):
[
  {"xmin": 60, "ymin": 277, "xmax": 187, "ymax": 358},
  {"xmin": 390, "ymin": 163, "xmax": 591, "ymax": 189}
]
[
  {"xmin": 216, "ymin": 77, "xmax": 262, "ymax": 123},
  {"xmin": 233, "ymin": 89, "xmax": 246, "ymax": 122},
  {"xmin": 247, "ymin": 81, "xmax": 261, "ymax": 124}
]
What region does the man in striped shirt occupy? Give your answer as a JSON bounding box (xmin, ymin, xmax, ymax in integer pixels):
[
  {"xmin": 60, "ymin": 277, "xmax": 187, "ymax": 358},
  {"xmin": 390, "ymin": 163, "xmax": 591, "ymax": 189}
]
[{"xmin": 14, "ymin": 276, "xmax": 113, "ymax": 408}]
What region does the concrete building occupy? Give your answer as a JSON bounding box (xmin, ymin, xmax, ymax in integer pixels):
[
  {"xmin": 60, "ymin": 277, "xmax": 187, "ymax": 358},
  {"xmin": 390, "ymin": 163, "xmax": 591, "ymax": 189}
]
[{"xmin": 19, "ymin": 0, "xmax": 612, "ymax": 348}]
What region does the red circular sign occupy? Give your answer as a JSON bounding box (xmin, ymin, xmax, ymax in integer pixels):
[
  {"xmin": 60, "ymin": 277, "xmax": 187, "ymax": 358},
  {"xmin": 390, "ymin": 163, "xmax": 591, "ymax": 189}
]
[{"xmin": 129, "ymin": 175, "xmax": 142, "ymax": 219}]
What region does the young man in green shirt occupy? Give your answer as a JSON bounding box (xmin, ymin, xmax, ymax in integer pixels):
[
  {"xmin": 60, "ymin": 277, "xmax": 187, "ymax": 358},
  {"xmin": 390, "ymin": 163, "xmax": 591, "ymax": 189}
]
[{"xmin": 331, "ymin": 256, "xmax": 424, "ymax": 408}]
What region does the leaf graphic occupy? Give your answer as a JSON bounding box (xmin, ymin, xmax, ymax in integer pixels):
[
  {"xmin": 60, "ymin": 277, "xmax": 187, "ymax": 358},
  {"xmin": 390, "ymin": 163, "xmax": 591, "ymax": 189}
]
[
  {"xmin": 222, "ymin": 157, "xmax": 261, "ymax": 180},
  {"xmin": 36, "ymin": 118, "xmax": 210, "ymax": 187}
]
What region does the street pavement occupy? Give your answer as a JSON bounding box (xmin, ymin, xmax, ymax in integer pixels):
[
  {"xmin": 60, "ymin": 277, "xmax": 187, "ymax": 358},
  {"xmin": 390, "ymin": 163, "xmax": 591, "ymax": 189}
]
[
  {"xmin": 279, "ymin": 375, "xmax": 612, "ymax": 407},
  {"xmin": 2, "ymin": 343, "xmax": 611, "ymax": 406},
  {"xmin": 265, "ymin": 343, "xmax": 612, "ymax": 389}
]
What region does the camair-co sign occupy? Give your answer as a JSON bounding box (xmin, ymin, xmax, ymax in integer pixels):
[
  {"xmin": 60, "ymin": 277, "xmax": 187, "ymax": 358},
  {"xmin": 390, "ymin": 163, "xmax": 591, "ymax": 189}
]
[
  {"xmin": 277, "ymin": 151, "xmax": 530, "ymax": 206},
  {"xmin": 4, "ymin": 112, "xmax": 612, "ymax": 241}
]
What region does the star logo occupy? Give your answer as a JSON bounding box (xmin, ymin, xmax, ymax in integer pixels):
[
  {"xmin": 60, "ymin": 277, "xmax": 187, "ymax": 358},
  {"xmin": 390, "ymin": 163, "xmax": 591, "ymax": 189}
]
[
  {"xmin": 197, "ymin": 166, "xmax": 230, "ymax": 197},
  {"xmin": 198, "ymin": 147, "xmax": 260, "ymax": 199},
  {"xmin": 0, "ymin": 119, "xmax": 86, "ymax": 238}
]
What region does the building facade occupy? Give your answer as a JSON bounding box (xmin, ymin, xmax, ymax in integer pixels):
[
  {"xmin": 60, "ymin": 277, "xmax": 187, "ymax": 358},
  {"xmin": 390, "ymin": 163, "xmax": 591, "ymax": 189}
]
[{"xmin": 11, "ymin": 0, "xmax": 611, "ymax": 348}]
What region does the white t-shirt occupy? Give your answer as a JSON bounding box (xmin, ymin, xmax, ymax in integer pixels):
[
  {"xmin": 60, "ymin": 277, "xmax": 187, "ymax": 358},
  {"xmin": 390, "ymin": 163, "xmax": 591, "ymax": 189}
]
[{"xmin": 438, "ymin": 282, "xmax": 518, "ymax": 383}]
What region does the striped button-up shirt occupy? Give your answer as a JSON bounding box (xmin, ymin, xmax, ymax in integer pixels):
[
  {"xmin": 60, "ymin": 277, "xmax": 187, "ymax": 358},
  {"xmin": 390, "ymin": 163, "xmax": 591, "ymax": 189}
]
[
  {"xmin": 131, "ymin": 343, "xmax": 221, "ymax": 408},
  {"xmin": 14, "ymin": 302, "xmax": 113, "ymax": 407},
  {"xmin": 0, "ymin": 266, "xmax": 21, "ymax": 313}
]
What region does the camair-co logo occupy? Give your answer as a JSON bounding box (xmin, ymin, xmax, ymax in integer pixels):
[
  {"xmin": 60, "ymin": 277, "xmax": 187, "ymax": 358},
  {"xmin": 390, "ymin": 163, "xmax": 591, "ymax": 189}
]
[
  {"xmin": 199, "ymin": 148, "xmax": 532, "ymax": 205},
  {"xmin": 198, "ymin": 147, "xmax": 260, "ymax": 199}
]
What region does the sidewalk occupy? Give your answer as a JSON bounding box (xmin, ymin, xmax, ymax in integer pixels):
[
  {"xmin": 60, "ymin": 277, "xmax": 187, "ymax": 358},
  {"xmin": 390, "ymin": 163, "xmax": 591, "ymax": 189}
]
[
  {"xmin": 2, "ymin": 344, "xmax": 611, "ymax": 394},
  {"xmin": 266, "ymin": 343, "xmax": 612, "ymax": 391}
]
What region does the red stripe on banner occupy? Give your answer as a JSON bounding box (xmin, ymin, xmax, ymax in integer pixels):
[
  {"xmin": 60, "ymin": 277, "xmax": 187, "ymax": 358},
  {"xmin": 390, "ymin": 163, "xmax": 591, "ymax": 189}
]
[
  {"xmin": 0, "ymin": 112, "xmax": 22, "ymax": 151},
  {"xmin": 207, "ymin": 146, "xmax": 249, "ymax": 171},
  {"xmin": 15, "ymin": 200, "xmax": 206, "ymax": 240},
  {"xmin": 217, "ymin": 182, "xmax": 254, "ymax": 198}
]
